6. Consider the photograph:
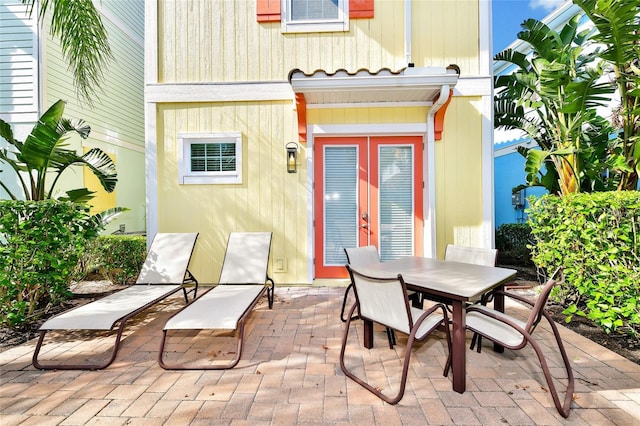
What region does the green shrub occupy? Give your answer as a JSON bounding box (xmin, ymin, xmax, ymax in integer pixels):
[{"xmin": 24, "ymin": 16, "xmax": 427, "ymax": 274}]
[
  {"xmin": 79, "ymin": 235, "xmax": 147, "ymax": 285},
  {"xmin": 0, "ymin": 200, "xmax": 100, "ymax": 327},
  {"xmin": 495, "ymin": 223, "xmax": 533, "ymax": 266},
  {"xmin": 527, "ymin": 192, "xmax": 640, "ymax": 337}
]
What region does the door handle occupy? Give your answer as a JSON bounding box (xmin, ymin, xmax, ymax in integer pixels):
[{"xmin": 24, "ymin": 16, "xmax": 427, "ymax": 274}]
[{"xmin": 361, "ymin": 224, "xmax": 368, "ymax": 229}]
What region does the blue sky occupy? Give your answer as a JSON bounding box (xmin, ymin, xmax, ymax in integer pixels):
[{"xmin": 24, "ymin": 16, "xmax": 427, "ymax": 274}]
[{"xmin": 492, "ymin": 0, "xmax": 569, "ymax": 53}]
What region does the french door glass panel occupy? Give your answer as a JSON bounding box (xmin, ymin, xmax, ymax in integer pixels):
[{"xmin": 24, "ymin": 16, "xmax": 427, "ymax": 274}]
[
  {"xmin": 324, "ymin": 146, "xmax": 358, "ymax": 266},
  {"xmin": 378, "ymin": 145, "xmax": 414, "ymax": 261}
]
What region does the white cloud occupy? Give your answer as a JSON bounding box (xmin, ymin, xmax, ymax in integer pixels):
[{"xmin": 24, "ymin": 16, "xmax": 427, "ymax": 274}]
[{"xmin": 529, "ymin": 0, "xmax": 568, "ymax": 11}]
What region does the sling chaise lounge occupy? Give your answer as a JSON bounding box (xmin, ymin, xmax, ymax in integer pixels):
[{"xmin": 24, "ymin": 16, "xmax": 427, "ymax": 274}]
[
  {"xmin": 32, "ymin": 232, "xmax": 199, "ymax": 370},
  {"xmin": 158, "ymin": 232, "xmax": 275, "ymax": 370}
]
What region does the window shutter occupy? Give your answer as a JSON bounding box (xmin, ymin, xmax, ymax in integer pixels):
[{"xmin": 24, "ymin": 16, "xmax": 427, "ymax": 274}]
[
  {"xmin": 257, "ymin": 0, "xmax": 281, "ymax": 22},
  {"xmin": 349, "ymin": 0, "xmax": 374, "ymax": 19},
  {"xmin": 257, "ymin": 0, "xmax": 374, "ymax": 22}
]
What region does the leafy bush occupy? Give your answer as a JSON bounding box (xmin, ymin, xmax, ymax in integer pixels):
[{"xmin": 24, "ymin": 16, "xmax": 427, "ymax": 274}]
[
  {"xmin": 495, "ymin": 223, "xmax": 533, "ymax": 266},
  {"xmin": 79, "ymin": 235, "xmax": 147, "ymax": 285},
  {"xmin": 0, "ymin": 200, "xmax": 101, "ymax": 327},
  {"xmin": 527, "ymin": 192, "xmax": 640, "ymax": 337}
]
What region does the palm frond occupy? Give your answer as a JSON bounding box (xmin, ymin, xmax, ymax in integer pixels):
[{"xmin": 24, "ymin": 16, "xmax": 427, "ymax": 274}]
[
  {"xmin": 59, "ymin": 188, "xmax": 96, "ymax": 203},
  {"xmin": 81, "ymin": 148, "xmax": 118, "ymax": 193},
  {"xmin": 92, "ymin": 207, "xmax": 130, "ymax": 228},
  {"xmin": 22, "ymin": 0, "xmax": 113, "ymax": 104},
  {"xmin": 0, "ymin": 118, "xmax": 16, "ymax": 146},
  {"xmin": 576, "ymin": 0, "xmax": 639, "ymax": 66},
  {"xmin": 558, "ymin": 14, "xmax": 582, "ymax": 46},
  {"xmin": 494, "ymin": 49, "xmax": 531, "ymax": 70},
  {"xmin": 562, "ymin": 69, "xmax": 616, "ymax": 113},
  {"xmin": 20, "ymin": 100, "xmax": 67, "ymax": 170},
  {"xmin": 518, "ymin": 19, "xmax": 560, "ymax": 61}
]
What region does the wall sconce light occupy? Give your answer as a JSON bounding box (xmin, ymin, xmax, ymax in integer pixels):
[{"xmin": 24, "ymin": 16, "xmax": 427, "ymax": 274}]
[{"xmin": 286, "ymin": 142, "xmax": 298, "ymax": 173}]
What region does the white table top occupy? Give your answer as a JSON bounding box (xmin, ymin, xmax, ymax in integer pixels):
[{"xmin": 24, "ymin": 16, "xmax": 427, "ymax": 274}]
[{"xmin": 350, "ymin": 256, "xmax": 517, "ymax": 301}]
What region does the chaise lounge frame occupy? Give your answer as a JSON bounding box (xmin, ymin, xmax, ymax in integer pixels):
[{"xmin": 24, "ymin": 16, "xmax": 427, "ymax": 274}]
[
  {"xmin": 32, "ymin": 233, "xmax": 199, "ymax": 370},
  {"xmin": 158, "ymin": 231, "xmax": 274, "ymax": 370}
]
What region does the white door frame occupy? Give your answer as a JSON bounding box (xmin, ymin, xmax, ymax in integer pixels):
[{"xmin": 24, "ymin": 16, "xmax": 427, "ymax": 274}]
[{"xmin": 306, "ymin": 123, "xmax": 433, "ymax": 283}]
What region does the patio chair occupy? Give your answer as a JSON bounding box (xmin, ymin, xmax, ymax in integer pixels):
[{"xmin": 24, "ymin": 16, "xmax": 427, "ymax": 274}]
[
  {"xmin": 465, "ymin": 268, "xmax": 575, "ymax": 418},
  {"xmin": 32, "ymin": 232, "xmax": 199, "ymax": 370},
  {"xmin": 444, "ymin": 244, "xmax": 498, "ymax": 267},
  {"xmin": 158, "ymin": 232, "xmax": 275, "ymax": 370},
  {"xmin": 407, "ymin": 244, "xmax": 499, "ymax": 312},
  {"xmin": 342, "ymin": 246, "xmax": 396, "ymax": 348},
  {"xmin": 340, "ymin": 265, "xmax": 452, "ymax": 405}
]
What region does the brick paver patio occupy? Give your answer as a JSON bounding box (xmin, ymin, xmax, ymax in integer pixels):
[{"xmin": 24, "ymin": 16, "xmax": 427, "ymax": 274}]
[{"xmin": 1, "ymin": 286, "xmax": 639, "ymax": 425}]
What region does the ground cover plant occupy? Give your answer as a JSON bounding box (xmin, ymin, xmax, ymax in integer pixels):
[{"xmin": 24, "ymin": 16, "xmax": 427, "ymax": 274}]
[{"xmin": 77, "ymin": 235, "xmax": 147, "ymax": 285}]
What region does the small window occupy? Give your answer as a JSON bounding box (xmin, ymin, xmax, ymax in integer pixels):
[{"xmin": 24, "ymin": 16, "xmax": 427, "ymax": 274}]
[
  {"xmin": 177, "ymin": 133, "xmax": 242, "ymax": 184},
  {"xmin": 282, "ymin": 0, "xmax": 349, "ymax": 33}
]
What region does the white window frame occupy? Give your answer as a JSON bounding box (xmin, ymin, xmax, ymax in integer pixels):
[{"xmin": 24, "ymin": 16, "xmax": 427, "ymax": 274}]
[
  {"xmin": 281, "ymin": 0, "xmax": 349, "ymax": 33},
  {"xmin": 177, "ymin": 132, "xmax": 243, "ymax": 185}
]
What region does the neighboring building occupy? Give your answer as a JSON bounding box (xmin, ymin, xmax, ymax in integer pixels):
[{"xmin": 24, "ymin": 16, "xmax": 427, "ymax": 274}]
[
  {"xmin": 145, "ymin": 0, "xmax": 495, "ymax": 283},
  {"xmin": 493, "ymin": 2, "xmax": 587, "ymax": 228},
  {"xmin": 0, "ymin": 0, "xmax": 145, "ymax": 233}
]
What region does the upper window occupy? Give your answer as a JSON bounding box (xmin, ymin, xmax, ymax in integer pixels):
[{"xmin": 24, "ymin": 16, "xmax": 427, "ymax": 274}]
[
  {"xmin": 282, "ymin": 0, "xmax": 349, "ymax": 33},
  {"xmin": 177, "ymin": 133, "xmax": 242, "ymax": 185}
]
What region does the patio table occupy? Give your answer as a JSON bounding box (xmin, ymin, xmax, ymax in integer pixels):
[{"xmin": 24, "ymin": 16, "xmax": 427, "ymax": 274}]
[{"xmin": 358, "ymin": 256, "xmax": 516, "ymax": 393}]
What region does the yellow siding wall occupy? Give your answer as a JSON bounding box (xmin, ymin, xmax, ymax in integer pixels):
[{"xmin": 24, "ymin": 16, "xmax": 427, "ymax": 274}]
[
  {"xmin": 411, "ymin": 0, "xmax": 480, "ymax": 75},
  {"xmin": 434, "ymin": 97, "xmax": 484, "ymax": 258},
  {"xmin": 308, "ymin": 107, "xmax": 427, "ymax": 125},
  {"xmin": 157, "ymin": 0, "xmax": 482, "ymax": 83},
  {"xmin": 157, "ymin": 101, "xmax": 306, "ymax": 284}
]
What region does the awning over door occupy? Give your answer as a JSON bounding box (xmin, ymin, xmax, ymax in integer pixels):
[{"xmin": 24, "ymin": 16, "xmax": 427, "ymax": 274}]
[
  {"xmin": 288, "ymin": 65, "xmax": 460, "ymax": 141},
  {"xmin": 288, "ymin": 65, "xmax": 459, "ymax": 105}
]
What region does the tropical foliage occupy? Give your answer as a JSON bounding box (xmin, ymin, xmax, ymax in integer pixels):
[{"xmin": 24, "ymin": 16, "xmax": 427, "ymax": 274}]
[
  {"xmin": 494, "ymin": 15, "xmax": 616, "ymax": 195},
  {"xmin": 527, "ymin": 192, "xmax": 640, "ymax": 337},
  {"xmin": 79, "ymin": 235, "xmax": 147, "ymax": 285},
  {"xmin": 0, "ymin": 200, "xmax": 101, "ymax": 327},
  {"xmin": 0, "ymin": 100, "xmax": 117, "ymax": 203},
  {"xmin": 574, "ymin": 0, "xmax": 640, "ymax": 191},
  {"xmin": 20, "ymin": 0, "xmax": 112, "ymax": 105}
]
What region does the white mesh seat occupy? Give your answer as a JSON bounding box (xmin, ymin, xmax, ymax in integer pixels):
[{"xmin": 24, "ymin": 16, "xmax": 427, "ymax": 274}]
[
  {"xmin": 32, "ymin": 233, "xmax": 199, "ymax": 370},
  {"xmin": 465, "ymin": 268, "xmax": 575, "ymax": 418},
  {"xmin": 158, "ymin": 232, "xmax": 274, "ymax": 370}
]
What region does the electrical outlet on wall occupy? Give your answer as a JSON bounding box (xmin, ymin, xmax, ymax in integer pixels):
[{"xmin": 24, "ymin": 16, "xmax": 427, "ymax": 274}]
[{"xmin": 275, "ymin": 258, "xmax": 288, "ymax": 272}]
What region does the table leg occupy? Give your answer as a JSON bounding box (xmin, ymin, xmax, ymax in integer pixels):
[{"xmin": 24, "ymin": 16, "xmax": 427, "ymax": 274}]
[
  {"xmin": 451, "ymin": 299, "xmax": 466, "ymax": 393},
  {"xmin": 363, "ymin": 319, "xmax": 373, "ymax": 349},
  {"xmin": 493, "ymin": 285, "xmax": 505, "ymax": 353}
]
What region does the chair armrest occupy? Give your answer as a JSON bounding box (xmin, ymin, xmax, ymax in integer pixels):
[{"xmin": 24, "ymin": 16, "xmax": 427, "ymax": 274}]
[
  {"xmin": 498, "ymin": 289, "xmax": 537, "ymax": 307},
  {"xmin": 466, "ymin": 304, "xmax": 529, "ymax": 336}
]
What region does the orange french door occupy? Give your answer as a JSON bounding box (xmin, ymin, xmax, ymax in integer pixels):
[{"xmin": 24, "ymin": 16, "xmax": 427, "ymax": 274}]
[{"xmin": 314, "ymin": 136, "xmax": 423, "ymax": 278}]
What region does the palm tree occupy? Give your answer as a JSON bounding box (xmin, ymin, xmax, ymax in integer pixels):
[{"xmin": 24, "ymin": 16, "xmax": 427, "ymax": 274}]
[
  {"xmin": 494, "ymin": 15, "xmax": 616, "ymax": 195},
  {"xmin": 21, "ymin": 0, "xmax": 113, "ymax": 105},
  {"xmin": 0, "ymin": 100, "xmax": 117, "ymax": 202},
  {"xmin": 574, "ymin": 0, "xmax": 640, "ymax": 191}
]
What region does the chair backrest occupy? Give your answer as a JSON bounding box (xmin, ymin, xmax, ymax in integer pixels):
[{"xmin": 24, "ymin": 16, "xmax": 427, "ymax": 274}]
[
  {"xmin": 344, "ymin": 245, "xmax": 380, "ymax": 266},
  {"xmin": 219, "ymin": 232, "xmax": 272, "ymax": 284},
  {"xmin": 137, "ymin": 233, "xmax": 199, "ymax": 284},
  {"xmin": 444, "ymin": 244, "xmax": 497, "ymax": 267},
  {"xmin": 525, "ymin": 268, "xmax": 564, "ymax": 332},
  {"xmin": 347, "ymin": 265, "xmax": 412, "ymax": 334}
]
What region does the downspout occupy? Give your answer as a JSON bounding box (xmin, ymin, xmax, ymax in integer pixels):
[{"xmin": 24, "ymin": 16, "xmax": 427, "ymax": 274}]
[
  {"xmin": 424, "ymin": 86, "xmax": 452, "ymax": 258},
  {"xmin": 404, "ymin": 0, "xmax": 412, "ymax": 64}
]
